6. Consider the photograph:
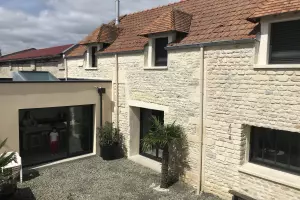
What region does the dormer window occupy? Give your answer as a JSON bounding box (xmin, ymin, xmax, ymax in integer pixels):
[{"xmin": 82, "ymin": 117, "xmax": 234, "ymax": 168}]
[
  {"xmin": 154, "ymin": 37, "xmax": 168, "ymax": 66},
  {"xmin": 138, "ymin": 8, "xmax": 192, "ymax": 69},
  {"xmin": 269, "ymin": 20, "xmax": 300, "ymax": 64},
  {"xmin": 256, "ymin": 16, "xmax": 300, "ymax": 68}
]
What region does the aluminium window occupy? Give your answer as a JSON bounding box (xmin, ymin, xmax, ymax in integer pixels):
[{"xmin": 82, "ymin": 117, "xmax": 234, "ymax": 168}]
[
  {"xmin": 269, "ymin": 19, "xmax": 300, "ymax": 64},
  {"xmin": 250, "ymin": 126, "xmax": 300, "ymax": 173},
  {"xmin": 154, "ymin": 37, "xmax": 168, "ymax": 66}
]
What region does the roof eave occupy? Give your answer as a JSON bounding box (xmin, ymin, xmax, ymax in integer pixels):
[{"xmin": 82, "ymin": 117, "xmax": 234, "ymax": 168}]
[{"xmin": 166, "ymin": 38, "xmax": 256, "ymax": 50}]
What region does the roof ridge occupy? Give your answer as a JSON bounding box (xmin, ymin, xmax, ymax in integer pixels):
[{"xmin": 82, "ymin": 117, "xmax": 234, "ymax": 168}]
[
  {"xmin": 121, "ymin": 0, "xmax": 190, "ymax": 17},
  {"xmin": 37, "ymin": 44, "xmax": 73, "ymax": 51}
]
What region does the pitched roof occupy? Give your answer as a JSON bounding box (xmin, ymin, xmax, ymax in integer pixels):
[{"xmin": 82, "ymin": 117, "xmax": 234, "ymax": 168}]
[
  {"xmin": 69, "ymin": 0, "xmax": 261, "ymax": 56},
  {"xmin": 249, "ymin": 0, "xmax": 300, "ymax": 21},
  {"xmin": 79, "ymin": 24, "xmax": 119, "ymax": 45},
  {"xmin": 66, "ymin": 45, "xmax": 87, "ymax": 58},
  {"xmin": 139, "ymin": 9, "xmax": 192, "ymax": 36},
  {"xmin": 0, "ymin": 44, "xmax": 74, "ymax": 62}
]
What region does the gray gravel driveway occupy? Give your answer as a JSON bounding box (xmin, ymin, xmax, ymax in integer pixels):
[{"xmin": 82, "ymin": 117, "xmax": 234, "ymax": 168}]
[{"xmin": 11, "ymin": 156, "xmax": 221, "ymax": 200}]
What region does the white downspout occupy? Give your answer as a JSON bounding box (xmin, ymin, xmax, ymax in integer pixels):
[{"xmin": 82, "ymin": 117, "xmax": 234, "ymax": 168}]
[
  {"xmin": 197, "ymin": 46, "xmax": 205, "ymax": 195},
  {"xmin": 63, "ymin": 54, "xmax": 68, "ymax": 81},
  {"xmin": 115, "ymin": 0, "xmax": 120, "ymax": 128},
  {"xmin": 115, "ymin": 53, "xmax": 119, "ymax": 128}
]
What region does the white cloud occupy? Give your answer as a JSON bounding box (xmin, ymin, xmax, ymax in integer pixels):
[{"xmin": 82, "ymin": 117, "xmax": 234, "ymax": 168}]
[{"xmin": 0, "ymin": 0, "xmax": 178, "ymax": 55}]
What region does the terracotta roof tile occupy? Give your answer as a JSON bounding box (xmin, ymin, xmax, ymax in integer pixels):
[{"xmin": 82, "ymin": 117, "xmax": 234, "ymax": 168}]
[
  {"xmin": 71, "ymin": 0, "xmax": 262, "ymax": 55},
  {"xmin": 80, "ymin": 24, "xmax": 119, "ymax": 45},
  {"xmin": 0, "ymin": 44, "xmax": 73, "ymax": 62},
  {"xmin": 249, "ymin": 0, "xmax": 300, "ymax": 21},
  {"xmin": 139, "ymin": 8, "xmax": 192, "ymax": 36},
  {"xmin": 66, "ymin": 45, "xmax": 87, "ymax": 58}
]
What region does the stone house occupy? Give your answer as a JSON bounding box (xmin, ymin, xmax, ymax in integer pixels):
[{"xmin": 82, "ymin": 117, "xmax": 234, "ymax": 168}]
[
  {"xmin": 64, "ymin": 0, "xmax": 300, "ymax": 199},
  {"xmin": 0, "ymin": 44, "xmax": 75, "ymax": 79},
  {"xmin": 2, "ymin": 0, "xmax": 300, "ymax": 199}
]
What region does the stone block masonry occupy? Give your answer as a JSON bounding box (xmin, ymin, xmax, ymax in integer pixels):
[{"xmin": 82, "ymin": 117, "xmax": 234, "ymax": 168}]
[
  {"xmin": 204, "ymin": 43, "xmax": 300, "ymax": 199},
  {"xmin": 64, "ymin": 43, "xmax": 300, "ymax": 200}
]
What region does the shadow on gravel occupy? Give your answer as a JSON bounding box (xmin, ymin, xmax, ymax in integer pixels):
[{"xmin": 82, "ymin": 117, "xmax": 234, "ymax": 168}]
[
  {"xmin": 5, "ymin": 187, "xmax": 36, "ymax": 200},
  {"xmin": 22, "ymin": 170, "xmax": 40, "ymax": 182},
  {"xmin": 169, "ymin": 133, "xmax": 190, "ymax": 186}
]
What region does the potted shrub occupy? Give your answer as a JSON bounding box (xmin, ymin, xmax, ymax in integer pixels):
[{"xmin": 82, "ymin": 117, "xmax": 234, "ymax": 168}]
[
  {"xmin": 98, "ymin": 122, "xmax": 121, "ymax": 160},
  {"xmin": 142, "ymin": 117, "xmax": 184, "ymax": 189},
  {"xmin": 0, "ymin": 139, "xmax": 17, "ymax": 198}
]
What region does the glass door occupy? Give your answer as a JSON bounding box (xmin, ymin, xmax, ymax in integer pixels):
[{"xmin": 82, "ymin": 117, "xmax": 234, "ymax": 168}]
[
  {"xmin": 19, "ymin": 105, "xmax": 94, "ymax": 167},
  {"xmin": 140, "ymin": 108, "xmax": 164, "ymax": 162}
]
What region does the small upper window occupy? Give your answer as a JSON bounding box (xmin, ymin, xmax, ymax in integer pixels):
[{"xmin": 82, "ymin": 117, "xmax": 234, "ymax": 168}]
[
  {"xmin": 269, "ymin": 19, "xmax": 300, "ymax": 64},
  {"xmin": 250, "ymin": 126, "xmax": 300, "ymax": 173},
  {"xmin": 154, "ymin": 37, "xmax": 168, "ymax": 66},
  {"xmin": 91, "ymin": 46, "xmax": 97, "ymax": 67}
]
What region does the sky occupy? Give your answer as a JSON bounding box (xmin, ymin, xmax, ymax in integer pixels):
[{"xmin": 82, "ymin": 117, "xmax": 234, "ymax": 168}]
[{"xmin": 0, "ymin": 0, "xmax": 179, "ymax": 55}]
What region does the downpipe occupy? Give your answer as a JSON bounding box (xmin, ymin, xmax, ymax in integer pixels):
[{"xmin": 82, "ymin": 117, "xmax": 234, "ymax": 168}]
[{"xmin": 197, "ymin": 46, "xmax": 205, "ymax": 195}]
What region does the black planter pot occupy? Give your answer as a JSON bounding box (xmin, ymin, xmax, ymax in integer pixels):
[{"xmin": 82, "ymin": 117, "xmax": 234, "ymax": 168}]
[
  {"xmin": 100, "ymin": 143, "xmax": 124, "ymax": 160},
  {"xmin": 0, "ymin": 178, "xmax": 17, "ymax": 198}
]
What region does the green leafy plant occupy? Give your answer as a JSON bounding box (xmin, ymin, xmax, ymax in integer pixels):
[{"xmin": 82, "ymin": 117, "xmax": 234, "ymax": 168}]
[
  {"xmin": 97, "ymin": 122, "xmax": 120, "ymax": 146},
  {"xmin": 0, "ymin": 139, "xmax": 15, "ymax": 170},
  {"xmin": 142, "ymin": 117, "xmax": 184, "ymax": 188}
]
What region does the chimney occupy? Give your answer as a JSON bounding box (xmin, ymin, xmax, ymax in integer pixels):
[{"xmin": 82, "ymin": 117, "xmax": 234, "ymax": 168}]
[{"xmin": 115, "ymin": 0, "xmax": 120, "ymax": 25}]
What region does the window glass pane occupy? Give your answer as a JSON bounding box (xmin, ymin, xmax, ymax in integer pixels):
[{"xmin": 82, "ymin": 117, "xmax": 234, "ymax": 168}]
[
  {"xmin": 19, "ymin": 105, "xmax": 94, "ymax": 167},
  {"xmin": 262, "ymin": 129, "xmax": 276, "ymax": 164},
  {"xmin": 276, "ymin": 130, "xmax": 289, "ymax": 166},
  {"xmin": 291, "ymin": 133, "xmax": 300, "ymax": 169},
  {"xmin": 250, "ymin": 126, "xmax": 300, "ymax": 173},
  {"xmin": 155, "ymin": 38, "xmax": 168, "ymax": 66},
  {"xmin": 68, "ymin": 105, "xmax": 93, "ymax": 155},
  {"xmin": 270, "ymin": 19, "xmax": 300, "ymax": 64},
  {"xmin": 91, "ymin": 46, "xmax": 97, "ymax": 67},
  {"xmin": 140, "ymin": 108, "xmax": 164, "ymax": 161},
  {"xmin": 250, "ymin": 127, "xmax": 263, "ymax": 161}
]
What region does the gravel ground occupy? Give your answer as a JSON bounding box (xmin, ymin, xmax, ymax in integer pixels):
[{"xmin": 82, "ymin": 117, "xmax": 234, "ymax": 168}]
[{"xmin": 10, "ymin": 156, "xmax": 221, "ymax": 200}]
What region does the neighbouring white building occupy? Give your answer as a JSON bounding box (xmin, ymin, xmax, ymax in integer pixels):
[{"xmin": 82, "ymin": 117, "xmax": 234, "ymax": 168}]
[
  {"xmin": 0, "ymin": 44, "xmax": 75, "ymax": 80},
  {"xmin": 2, "ymin": 0, "xmax": 300, "ymax": 199}
]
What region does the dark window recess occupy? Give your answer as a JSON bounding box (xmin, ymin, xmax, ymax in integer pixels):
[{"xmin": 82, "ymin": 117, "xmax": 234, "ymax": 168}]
[
  {"xmin": 250, "ymin": 126, "xmax": 300, "ymax": 173},
  {"xmin": 140, "ymin": 108, "xmax": 164, "ymax": 162},
  {"xmin": 155, "ymin": 37, "xmax": 168, "ymax": 66},
  {"xmin": 269, "ymin": 20, "xmax": 300, "ymax": 64},
  {"xmin": 91, "ymin": 46, "xmax": 97, "ymax": 67}
]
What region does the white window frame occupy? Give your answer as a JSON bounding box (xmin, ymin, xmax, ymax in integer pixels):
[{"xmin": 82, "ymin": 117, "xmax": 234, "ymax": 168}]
[
  {"xmin": 240, "ymin": 125, "xmax": 300, "ymax": 190},
  {"xmin": 145, "ymin": 32, "xmax": 176, "ymax": 70},
  {"xmin": 255, "ymin": 14, "xmax": 300, "ymax": 69},
  {"xmin": 86, "ymin": 44, "xmax": 102, "ymax": 69}
]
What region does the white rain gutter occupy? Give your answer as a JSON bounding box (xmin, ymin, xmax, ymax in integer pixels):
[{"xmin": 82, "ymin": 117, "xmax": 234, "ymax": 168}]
[{"xmin": 197, "ymin": 46, "xmax": 205, "ymax": 195}]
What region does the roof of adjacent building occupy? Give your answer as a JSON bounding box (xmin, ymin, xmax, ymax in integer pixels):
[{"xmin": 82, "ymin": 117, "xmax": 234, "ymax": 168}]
[
  {"xmin": 249, "ymin": 0, "xmax": 300, "ymax": 21},
  {"xmin": 68, "ymin": 0, "xmax": 297, "ymax": 57},
  {"xmin": 0, "ymin": 44, "xmax": 74, "ymax": 62}
]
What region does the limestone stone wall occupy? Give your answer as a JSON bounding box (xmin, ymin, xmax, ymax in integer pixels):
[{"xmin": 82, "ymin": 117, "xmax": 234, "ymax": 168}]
[
  {"xmin": 204, "ymin": 43, "xmax": 300, "ymax": 199},
  {"xmin": 63, "ymin": 42, "xmax": 300, "ymax": 200},
  {"xmin": 110, "ymin": 49, "xmax": 202, "ymax": 186},
  {"xmin": 66, "ymin": 55, "xmax": 113, "ymax": 80}
]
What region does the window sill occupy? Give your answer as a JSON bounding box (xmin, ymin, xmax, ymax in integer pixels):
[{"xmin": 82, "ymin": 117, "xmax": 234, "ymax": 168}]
[
  {"xmin": 144, "ymin": 66, "xmax": 168, "ymax": 70},
  {"xmin": 85, "ymin": 67, "xmax": 98, "ymax": 70},
  {"xmin": 129, "ymin": 155, "xmax": 161, "ymax": 173},
  {"xmin": 239, "ymin": 162, "xmax": 300, "ymax": 190},
  {"xmin": 254, "ymin": 64, "xmax": 300, "ymax": 69}
]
